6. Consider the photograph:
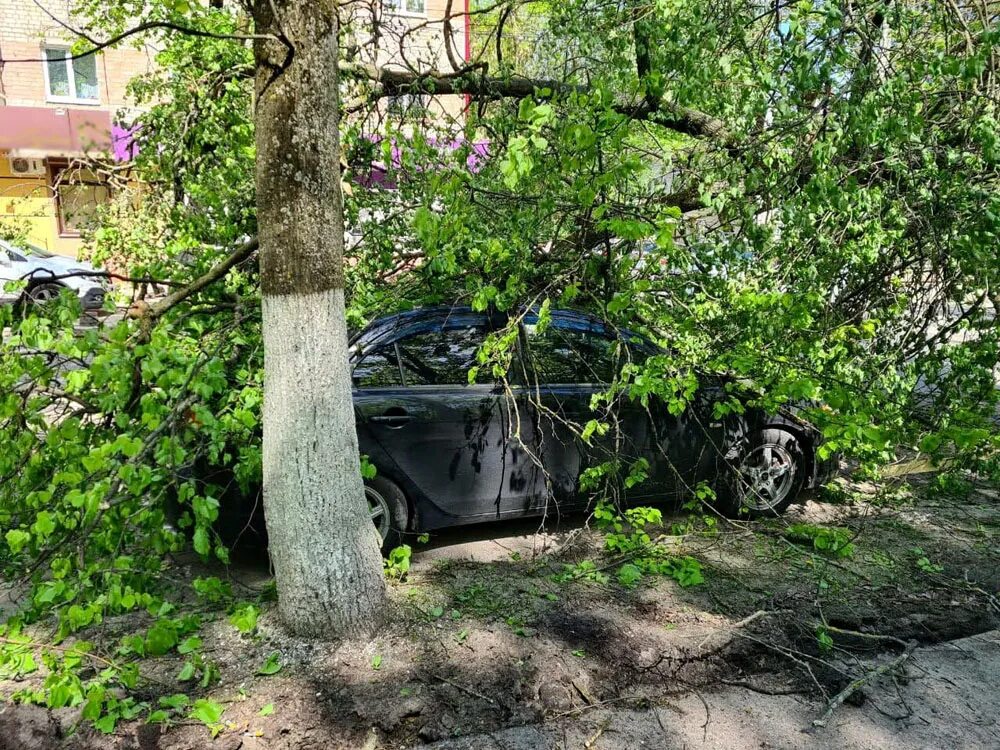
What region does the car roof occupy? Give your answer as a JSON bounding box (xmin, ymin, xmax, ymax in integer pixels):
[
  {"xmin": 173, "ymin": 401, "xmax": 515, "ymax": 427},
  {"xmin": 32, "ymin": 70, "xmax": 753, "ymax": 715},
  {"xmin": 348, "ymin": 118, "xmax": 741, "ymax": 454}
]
[{"xmin": 350, "ymin": 305, "xmax": 655, "ymax": 351}]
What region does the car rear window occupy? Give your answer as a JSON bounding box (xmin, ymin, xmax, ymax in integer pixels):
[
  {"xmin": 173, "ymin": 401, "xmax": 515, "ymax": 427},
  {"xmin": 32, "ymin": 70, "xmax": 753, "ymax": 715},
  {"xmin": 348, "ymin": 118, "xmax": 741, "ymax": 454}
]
[{"xmin": 523, "ymin": 323, "xmax": 641, "ymax": 385}]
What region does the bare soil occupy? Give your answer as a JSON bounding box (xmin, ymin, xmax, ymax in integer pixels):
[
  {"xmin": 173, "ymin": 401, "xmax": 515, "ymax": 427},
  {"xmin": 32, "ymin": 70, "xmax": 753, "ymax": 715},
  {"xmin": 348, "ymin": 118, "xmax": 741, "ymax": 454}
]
[{"xmin": 1, "ymin": 472, "xmax": 998, "ymax": 749}]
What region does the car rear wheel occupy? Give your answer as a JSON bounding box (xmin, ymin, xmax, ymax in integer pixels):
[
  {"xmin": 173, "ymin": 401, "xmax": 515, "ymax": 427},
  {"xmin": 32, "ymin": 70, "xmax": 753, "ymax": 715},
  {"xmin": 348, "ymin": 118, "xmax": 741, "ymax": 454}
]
[
  {"xmin": 365, "ymin": 476, "xmax": 409, "ymax": 552},
  {"xmin": 721, "ymin": 428, "xmax": 805, "ymax": 518}
]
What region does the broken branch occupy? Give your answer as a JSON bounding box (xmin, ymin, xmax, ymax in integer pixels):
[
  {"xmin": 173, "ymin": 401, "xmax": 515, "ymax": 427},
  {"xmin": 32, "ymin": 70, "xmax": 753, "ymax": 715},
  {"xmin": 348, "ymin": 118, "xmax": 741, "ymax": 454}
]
[{"xmin": 812, "ymin": 640, "xmax": 918, "ymax": 729}]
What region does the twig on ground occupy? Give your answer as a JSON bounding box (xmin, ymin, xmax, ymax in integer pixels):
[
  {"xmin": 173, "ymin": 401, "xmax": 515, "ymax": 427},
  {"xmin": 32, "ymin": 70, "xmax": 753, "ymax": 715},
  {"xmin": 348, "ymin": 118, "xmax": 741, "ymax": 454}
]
[
  {"xmin": 819, "ymin": 624, "xmax": 910, "ymax": 649},
  {"xmin": 584, "ymin": 718, "xmax": 611, "ymax": 748},
  {"xmin": 572, "ymin": 677, "xmax": 598, "ymax": 706},
  {"xmin": 719, "ymin": 679, "xmax": 805, "ymax": 695},
  {"xmin": 547, "ymin": 527, "xmax": 585, "ymax": 559},
  {"xmin": 811, "ymin": 640, "xmax": 918, "ymax": 729},
  {"xmin": 0, "ymin": 636, "xmax": 175, "ymax": 689},
  {"xmin": 777, "ymin": 537, "xmax": 874, "ymax": 583},
  {"xmin": 696, "ymin": 609, "xmax": 791, "ymax": 651},
  {"xmin": 730, "ymin": 630, "xmax": 837, "ymax": 700},
  {"xmin": 550, "ymin": 695, "xmax": 645, "ymax": 718},
  {"xmin": 422, "ymin": 670, "xmax": 497, "ymax": 705}
]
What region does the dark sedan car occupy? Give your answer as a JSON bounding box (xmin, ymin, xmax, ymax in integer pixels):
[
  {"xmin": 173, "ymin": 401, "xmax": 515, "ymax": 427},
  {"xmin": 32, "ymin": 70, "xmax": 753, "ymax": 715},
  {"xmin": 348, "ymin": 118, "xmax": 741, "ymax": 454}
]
[
  {"xmin": 206, "ymin": 306, "xmax": 836, "ymax": 550},
  {"xmin": 345, "ymin": 306, "xmax": 835, "ymax": 549}
]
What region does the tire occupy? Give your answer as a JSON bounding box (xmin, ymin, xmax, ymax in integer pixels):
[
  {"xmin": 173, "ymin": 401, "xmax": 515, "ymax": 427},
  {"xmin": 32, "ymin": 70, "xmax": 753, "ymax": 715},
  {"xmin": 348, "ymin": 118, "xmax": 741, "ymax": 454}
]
[
  {"xmin": 365, "ymin": 475, "xmax": 410, "ymax": 552},
  {"xmin": 27, "ymin": 282, "xmax": 65, "ymax": 305},
  {"xmin": 719, "ymin": 427, "xmax": 806, "ymax": 518},
  {"xmin": 15, "ymin": 282, "xmax": 66, "ymax": 318},
  {"xmin": 172, "ymin": 471, "xmax": 411, "ymax": 554}
]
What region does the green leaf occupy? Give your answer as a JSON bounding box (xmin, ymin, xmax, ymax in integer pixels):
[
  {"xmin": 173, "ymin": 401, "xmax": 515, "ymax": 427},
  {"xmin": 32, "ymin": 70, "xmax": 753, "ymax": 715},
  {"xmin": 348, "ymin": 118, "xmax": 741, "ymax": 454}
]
[
  {"xmin": 258, "ymin": 703, "xmax": 275, "ymax": 717},
  {"xmin": 5, "ymin": 529, "xmax": 30, "ymax": 553},
  {"xmin": 192, "ymin": 527, "xmax": 211, "ymax": 556},
  {"xmin": 32, "ymin": 511, "xmax": 56, "ymax": 539},
  {"xmin": 145, "ymin": 621, "xmax": 178, "ymax": 656},
  {"xmin": 189, "ymin": 698, "xmax": 225, "ymax": 726},
  {"xmin": 257, "ymin": 652, "xmax": 282, "ymax": 675},
  {"xmin": 177, "ymin": 636, "xmax": 201, "ymax": 655},
  {"xmin": 81, "ymin": 690, "xmax": 104, "ymax": 721},
  {"xmin": 229, "ymin": 604, "xmax": 259, "ymax": 634},
  {"xmin": 617, "ymin": 563, "xmax": 643, "ymax": 588},
  {"xmin": 159, "ymin": 693, "xmax": 190, "ymax": 710},
  {"xmin": 94, "ymin": 714, "xmax": 117, "ymax": 734},
  {"xmin": 177, "ymin": 661, "xmax": 196, "ymax": 682}
]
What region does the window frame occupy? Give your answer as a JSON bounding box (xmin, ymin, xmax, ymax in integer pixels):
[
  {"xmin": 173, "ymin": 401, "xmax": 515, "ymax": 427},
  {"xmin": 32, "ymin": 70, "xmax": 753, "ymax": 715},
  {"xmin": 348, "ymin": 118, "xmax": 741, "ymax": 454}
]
[
  {"xmin": 48, "ymin": 159, "xmax": 112, "ymax": 238},
  {"xmin": 42, "ymin": 46, "xmax": 100, "ymax": 104}
]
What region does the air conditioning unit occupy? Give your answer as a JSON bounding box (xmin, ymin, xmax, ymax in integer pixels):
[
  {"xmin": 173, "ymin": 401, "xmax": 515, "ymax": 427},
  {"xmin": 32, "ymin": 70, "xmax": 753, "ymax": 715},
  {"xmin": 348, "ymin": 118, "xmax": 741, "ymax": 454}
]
[{"xmin": 8, "ymin": 157, "xmax": 47, "ymax": 177}]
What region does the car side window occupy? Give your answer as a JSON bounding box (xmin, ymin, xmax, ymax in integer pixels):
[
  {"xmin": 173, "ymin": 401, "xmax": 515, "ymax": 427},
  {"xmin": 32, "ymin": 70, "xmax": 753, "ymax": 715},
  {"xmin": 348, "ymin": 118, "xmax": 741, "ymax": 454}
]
[
  {"xmin": 524, "ymin": 323, "xmax": 631, "ymax": 385},
  {"xmin": 396, "ymin": 324, "xmax": 492, "ymax": 386},
  {"xmin": 352, "ymin": 345, "xmax": 403, "ymax": 388}
]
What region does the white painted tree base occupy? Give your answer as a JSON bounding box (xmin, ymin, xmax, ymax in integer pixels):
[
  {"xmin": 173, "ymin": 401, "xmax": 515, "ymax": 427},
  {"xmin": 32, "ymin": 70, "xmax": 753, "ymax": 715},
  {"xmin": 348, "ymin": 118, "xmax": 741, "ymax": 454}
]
[{"xmin": 261, "ymin": 288, "xmax": 385, "ymax": 636}]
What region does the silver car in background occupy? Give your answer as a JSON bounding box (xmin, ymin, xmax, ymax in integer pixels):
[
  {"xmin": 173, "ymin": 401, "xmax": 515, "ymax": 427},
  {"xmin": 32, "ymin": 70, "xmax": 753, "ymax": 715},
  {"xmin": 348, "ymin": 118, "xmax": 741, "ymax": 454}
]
[{"xmin": 0, "ymin": 238, "xmax": 107, "ymax": 310}]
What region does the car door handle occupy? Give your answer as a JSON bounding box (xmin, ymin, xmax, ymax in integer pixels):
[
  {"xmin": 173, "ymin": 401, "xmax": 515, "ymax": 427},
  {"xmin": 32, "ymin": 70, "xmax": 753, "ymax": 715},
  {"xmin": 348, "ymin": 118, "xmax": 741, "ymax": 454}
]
[{"xmin": 370, "ymin": 407, "xmax": 412, "ymax": 427}]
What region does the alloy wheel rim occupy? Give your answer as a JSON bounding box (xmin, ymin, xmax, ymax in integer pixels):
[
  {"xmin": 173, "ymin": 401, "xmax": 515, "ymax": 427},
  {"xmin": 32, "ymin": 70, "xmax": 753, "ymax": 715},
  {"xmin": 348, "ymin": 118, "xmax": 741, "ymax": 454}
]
[
  {"xmin": 738, "ymin": 442, "xmax": 796, "ymax": 511},
  {"xmin": 30, "ymin": 286, "xmax": 59, "ymax": 303},
  {"xmin": 366, "ymin": 486, "xmax": 391, "ymax": 541}
]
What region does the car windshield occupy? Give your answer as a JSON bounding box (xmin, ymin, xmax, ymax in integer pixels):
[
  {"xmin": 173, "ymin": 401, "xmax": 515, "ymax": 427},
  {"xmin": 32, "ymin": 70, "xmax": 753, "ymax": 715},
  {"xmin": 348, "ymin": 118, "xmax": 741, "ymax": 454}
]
[{"xmin": 23, "ymin": 243, "xmax": 55, "ymax": 258}]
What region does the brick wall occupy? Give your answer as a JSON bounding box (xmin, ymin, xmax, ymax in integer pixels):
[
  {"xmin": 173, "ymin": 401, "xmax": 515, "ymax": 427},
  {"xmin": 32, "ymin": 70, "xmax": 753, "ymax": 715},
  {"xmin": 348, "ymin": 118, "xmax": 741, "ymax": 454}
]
[
  {"xmin": 0, "ymin": 0, "xmax": 154, "ymax": 111},
  {"xmin": 346, "ymin": 0, "xmax": 470, "ymax": 125},
  {"xmin": 2, "ymin": 0, "xmax": 468, "ymax": 117}
]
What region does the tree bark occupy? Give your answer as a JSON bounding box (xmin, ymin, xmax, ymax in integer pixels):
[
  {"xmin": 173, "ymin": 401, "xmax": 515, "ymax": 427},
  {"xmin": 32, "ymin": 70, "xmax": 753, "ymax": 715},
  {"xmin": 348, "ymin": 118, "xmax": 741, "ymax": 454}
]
[{"xmin": 253, "ymin": 0, "xmax": 385, "ymax": 637}]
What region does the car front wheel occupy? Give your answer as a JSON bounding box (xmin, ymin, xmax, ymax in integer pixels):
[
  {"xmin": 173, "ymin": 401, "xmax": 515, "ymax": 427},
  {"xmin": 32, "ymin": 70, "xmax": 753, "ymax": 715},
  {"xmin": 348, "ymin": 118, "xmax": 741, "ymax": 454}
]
[
  {"xmin": 27, "ymin": 282, "xmax": 65, "ymax": 305},
  {"xmin": 721, "ymin": 428, "xmax": 806, "ymax": 518}
]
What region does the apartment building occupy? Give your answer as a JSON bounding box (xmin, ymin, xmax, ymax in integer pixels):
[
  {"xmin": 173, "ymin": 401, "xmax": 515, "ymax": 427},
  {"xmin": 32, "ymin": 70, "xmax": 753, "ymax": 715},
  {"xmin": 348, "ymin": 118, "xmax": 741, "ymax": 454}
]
[
  {"xmin": 0, "ymin": 0, "xmax": 469, "ymax": 258},
  {"xmin": 0, "ymin": 0, "xmax": 150, "ymax": 256}
]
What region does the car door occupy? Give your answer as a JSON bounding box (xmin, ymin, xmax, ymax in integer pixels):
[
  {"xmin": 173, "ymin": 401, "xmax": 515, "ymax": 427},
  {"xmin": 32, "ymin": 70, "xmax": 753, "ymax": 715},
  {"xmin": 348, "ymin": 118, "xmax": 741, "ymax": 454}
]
[
  {"xmin": 352, "ymin": 312, "xmax": 541, "ymax": 526},
  {"xmin": 516, "ymin": 312, "xmax": 665, "ymax": 510}
]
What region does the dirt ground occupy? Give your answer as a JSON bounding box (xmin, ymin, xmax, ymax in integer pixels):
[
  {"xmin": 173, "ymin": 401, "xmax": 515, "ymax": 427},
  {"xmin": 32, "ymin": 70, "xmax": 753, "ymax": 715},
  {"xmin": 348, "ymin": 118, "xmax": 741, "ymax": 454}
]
[{"xmin": 1, "ymin": 471, "xmax": 998, "ymax": 749}]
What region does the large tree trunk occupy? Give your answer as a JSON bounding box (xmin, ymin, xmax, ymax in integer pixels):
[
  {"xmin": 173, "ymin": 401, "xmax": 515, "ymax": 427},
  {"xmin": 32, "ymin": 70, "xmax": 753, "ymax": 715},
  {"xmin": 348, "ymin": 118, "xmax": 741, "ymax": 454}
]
[{"xmin": 253, "ymin": 0, "xmax": 385, "ymax": 637}]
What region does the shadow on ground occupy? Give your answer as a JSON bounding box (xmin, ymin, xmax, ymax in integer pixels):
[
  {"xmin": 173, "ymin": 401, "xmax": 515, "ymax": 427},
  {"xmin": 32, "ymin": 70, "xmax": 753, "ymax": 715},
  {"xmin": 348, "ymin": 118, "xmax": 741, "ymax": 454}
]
[{"xmin": 2, "ymin": 475, "xmax": 998, "ymax": 749}]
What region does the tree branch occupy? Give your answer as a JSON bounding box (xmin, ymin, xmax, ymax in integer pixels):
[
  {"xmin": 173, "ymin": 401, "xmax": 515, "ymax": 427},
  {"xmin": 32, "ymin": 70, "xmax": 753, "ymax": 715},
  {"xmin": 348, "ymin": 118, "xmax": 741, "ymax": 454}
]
[
  {"xmin": 0, "ymin": 20, "xmax": 275, "ymax": 64},
  {"xmin": 811, "ymin": 640, "xmax": 918, "ymax": 729},
  {"xmin": 1, "ymin": 10, "xmax": 730, "ymax": 143},
  {"xmin": 144, "ymin": 237, "xmax": 259, "ymax": 323},
  {"xmin": 341, "ymin": 63, "xmax": 732, "ymax": 143}
]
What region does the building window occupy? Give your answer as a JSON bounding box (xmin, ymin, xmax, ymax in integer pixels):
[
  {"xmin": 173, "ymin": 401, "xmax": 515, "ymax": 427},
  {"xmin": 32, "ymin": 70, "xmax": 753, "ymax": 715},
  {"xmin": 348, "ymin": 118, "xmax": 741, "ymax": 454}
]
[
  {"xmin": 44, "ymin": 48, "xmax": 100, "ymax": 103},
  {"xmin": 49, "ymin": 161, "xmax": 110, "ymax": 236},
  {"xmin": 384, "ymin": 0, "xmax": 426, "ymax": 15}
]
